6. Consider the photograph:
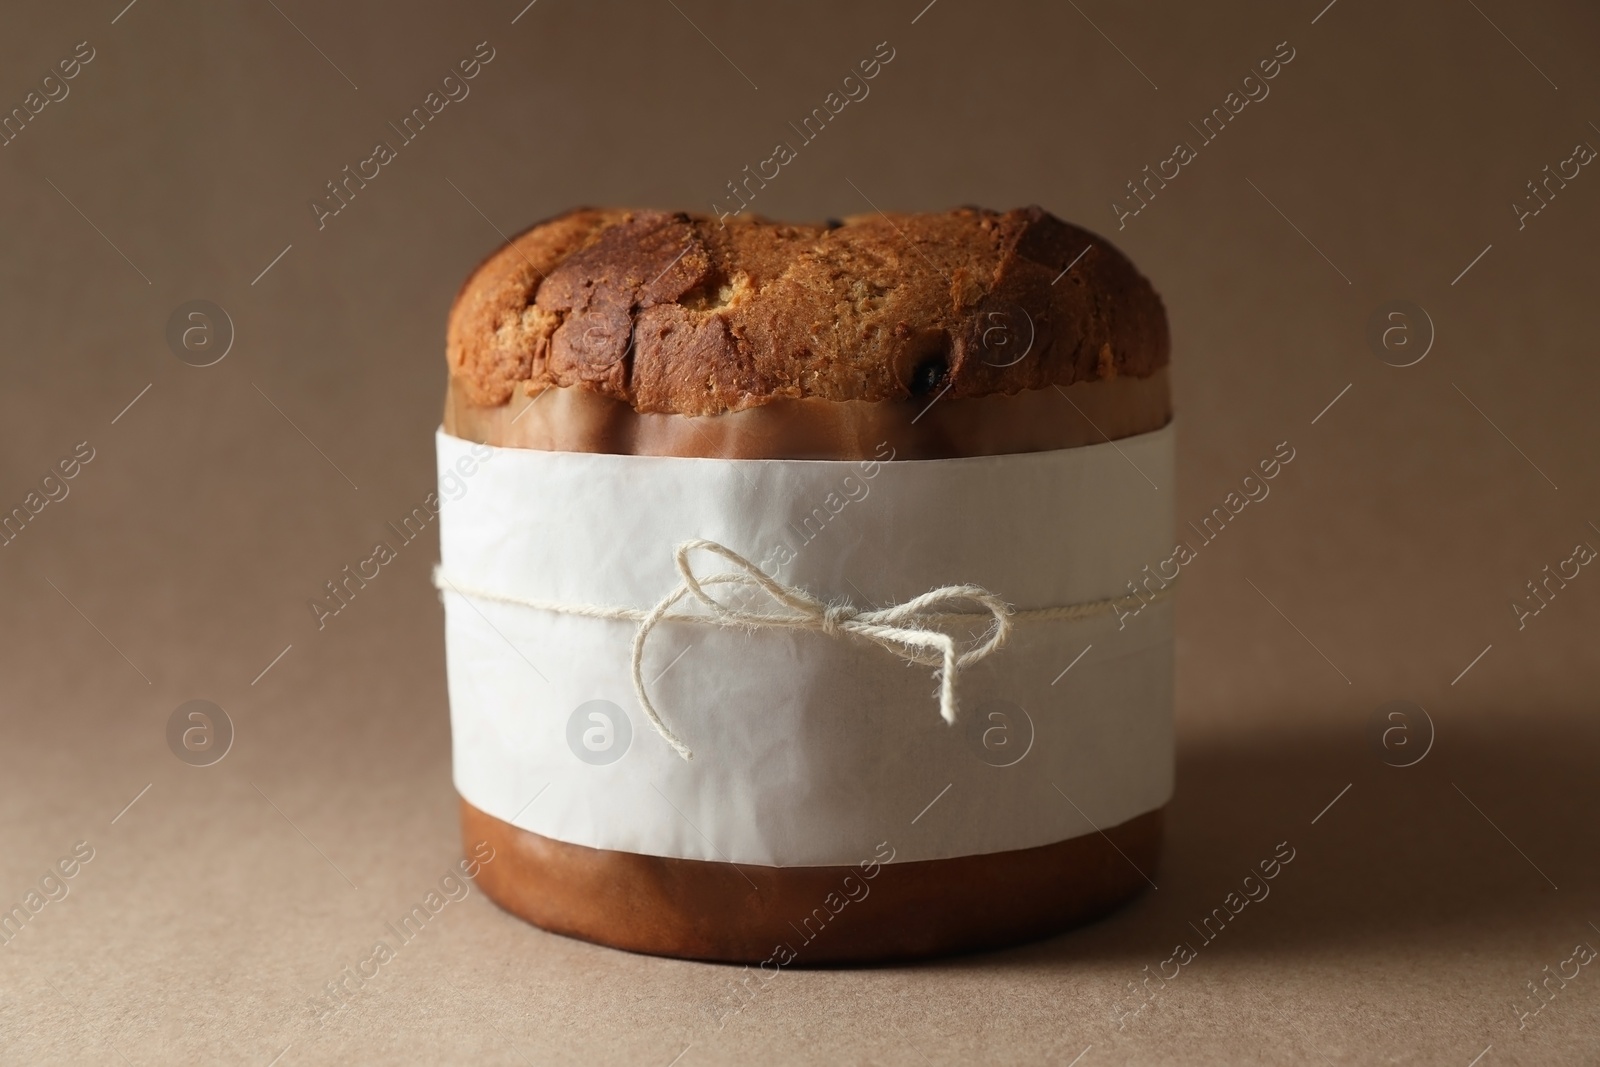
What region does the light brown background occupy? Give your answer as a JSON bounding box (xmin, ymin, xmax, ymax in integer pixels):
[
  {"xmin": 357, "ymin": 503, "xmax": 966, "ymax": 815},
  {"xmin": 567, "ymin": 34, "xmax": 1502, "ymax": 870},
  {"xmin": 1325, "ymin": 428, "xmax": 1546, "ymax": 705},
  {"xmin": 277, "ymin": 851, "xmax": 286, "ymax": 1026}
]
[{"xmin": 2, "ymin": 0, "xmax": 1598, "ymax": 1063}]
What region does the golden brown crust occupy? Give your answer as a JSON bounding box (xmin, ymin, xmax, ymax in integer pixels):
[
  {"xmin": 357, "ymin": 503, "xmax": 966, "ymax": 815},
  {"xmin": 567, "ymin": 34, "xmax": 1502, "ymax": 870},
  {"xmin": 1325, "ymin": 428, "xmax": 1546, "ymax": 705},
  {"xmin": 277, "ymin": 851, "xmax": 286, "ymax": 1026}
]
[{"xmin": 447, "ymin": 206, "xmax": 1169, "ymax": 416}]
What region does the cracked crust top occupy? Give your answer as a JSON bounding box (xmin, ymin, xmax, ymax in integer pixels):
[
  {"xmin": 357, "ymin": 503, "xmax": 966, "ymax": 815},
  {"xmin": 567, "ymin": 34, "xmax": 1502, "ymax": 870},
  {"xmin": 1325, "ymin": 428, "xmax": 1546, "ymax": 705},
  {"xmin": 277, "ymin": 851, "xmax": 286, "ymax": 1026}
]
[{"xmin": 446, "ymin": 205, "xmax": 1169, "ymax": 417}]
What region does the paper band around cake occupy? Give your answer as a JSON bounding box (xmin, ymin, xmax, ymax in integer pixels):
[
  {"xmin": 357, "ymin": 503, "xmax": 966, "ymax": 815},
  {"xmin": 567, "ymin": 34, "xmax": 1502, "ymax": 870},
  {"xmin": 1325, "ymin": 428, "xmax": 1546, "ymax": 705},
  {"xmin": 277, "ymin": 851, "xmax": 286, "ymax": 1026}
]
[{"xmin": 437, "ymin": 422, "xmax": 1175, "ymax": 868}]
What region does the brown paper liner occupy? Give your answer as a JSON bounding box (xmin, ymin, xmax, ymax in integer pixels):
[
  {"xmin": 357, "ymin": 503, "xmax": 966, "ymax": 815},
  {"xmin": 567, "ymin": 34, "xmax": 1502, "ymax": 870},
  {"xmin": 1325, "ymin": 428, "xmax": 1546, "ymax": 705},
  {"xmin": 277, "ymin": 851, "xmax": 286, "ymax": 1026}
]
[
  {"xmin": 447, "ymin": 367, "xmax": 1171, "ymax": 460},
  {"xmin": 463, "ymin": 799, "xmax": 1160, "ymax": 964},
  {"xmin": 446, "ymin": 370, "xmax": 1171, "ymax": 962}
]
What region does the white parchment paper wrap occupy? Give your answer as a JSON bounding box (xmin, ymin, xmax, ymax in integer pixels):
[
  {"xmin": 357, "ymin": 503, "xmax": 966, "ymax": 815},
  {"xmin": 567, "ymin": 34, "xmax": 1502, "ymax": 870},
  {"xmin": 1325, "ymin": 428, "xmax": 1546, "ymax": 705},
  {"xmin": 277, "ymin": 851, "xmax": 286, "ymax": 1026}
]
[{"xmin": 438, "ymin": 423, "xmax": 1175, "ymax": 867}]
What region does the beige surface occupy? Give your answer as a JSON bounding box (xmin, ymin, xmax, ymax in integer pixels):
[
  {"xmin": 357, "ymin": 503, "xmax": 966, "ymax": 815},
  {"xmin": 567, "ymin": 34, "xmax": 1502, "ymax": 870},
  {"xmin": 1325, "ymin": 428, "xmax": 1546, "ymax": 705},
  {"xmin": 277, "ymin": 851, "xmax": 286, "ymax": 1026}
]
[{"xmin": 2, "ymin": 1, "xmax": 1598, "ymax": 1063}]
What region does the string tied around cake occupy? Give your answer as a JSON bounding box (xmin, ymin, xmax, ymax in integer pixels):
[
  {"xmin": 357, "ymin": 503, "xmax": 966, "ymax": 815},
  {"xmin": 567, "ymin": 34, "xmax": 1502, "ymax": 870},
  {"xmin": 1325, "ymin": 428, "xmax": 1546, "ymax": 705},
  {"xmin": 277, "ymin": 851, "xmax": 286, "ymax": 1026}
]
[
  {"xmin": 629, "ymin": 540, "xmax": 1014, "ymax": 759},
  {"xmin": 434, "ymin": 538, "xmax": 1174, "ymax": 761}
]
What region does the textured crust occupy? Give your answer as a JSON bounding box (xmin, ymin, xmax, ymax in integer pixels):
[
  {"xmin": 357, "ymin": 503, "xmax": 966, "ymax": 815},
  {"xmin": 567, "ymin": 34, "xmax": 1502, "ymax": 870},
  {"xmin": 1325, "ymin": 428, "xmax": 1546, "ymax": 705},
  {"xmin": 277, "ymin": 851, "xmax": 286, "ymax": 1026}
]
[{"xmin": 447, "ymin": 206, "xmax": 1169, "ymax": 416}]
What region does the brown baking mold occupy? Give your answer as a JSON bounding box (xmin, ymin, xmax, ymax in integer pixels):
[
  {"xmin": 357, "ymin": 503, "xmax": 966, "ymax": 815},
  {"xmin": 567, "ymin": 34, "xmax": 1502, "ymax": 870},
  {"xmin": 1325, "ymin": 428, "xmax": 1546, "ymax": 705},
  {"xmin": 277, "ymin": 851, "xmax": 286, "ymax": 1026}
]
[
  {"xmin": 446, "ymin": 205, "xmax": 1169, "ymax": 416},
  {"xmin": 463, "ymin": 801, "xmax": 1161, "ymax": 965},
  {"xmin": 443, "ymin": 205, "xmax": 1171, "ymax": 962}
]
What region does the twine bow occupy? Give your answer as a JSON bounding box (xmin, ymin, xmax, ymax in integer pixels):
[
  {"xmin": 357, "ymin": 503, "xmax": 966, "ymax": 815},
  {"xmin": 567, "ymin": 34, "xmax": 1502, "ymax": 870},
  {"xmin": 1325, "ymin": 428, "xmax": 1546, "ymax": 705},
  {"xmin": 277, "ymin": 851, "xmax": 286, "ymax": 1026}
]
[
  {"xmin": 630, "ymin": 540, "xmax": 1014, "ymax": 760},
  {"xmin": 436, "ymin": 539, "xmax": 1172, "ymax": 762}
]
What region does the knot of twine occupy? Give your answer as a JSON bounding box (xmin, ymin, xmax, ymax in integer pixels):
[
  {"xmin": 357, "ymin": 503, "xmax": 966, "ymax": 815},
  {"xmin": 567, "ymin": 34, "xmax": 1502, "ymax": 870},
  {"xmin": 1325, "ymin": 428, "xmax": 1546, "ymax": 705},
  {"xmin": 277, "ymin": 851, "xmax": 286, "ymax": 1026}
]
[
  {"xmin": 628, "ymin": 540, "xmax": 1013, "ymax": 759},
  {"xmin": 435, "ymin": 539, "xmax": 1174, "ymax": 761}
]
